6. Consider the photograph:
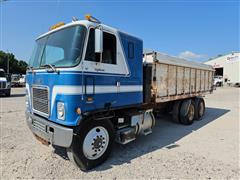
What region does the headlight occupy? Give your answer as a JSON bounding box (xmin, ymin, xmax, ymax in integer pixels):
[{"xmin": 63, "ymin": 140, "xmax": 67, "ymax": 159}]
[{"xmin": 57, "ymin": 102, "xmax": 65, "ymax": 120}]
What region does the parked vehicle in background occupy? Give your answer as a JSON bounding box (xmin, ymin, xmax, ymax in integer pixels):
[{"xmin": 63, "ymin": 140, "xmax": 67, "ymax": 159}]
[
  {"xmin": 25, "ymin": 16, "xmax": 214, "ymax": 171},
  {"xmin": 0, "ymin": 69, "xmax": 11, "ymax": 96},
  {"xmin": 11, "ymin": 74, "xmax": 25, "ymax": 87},
  {"xmin": 214, "ymin": 75, "xmax": 223, "ymax": 87},
  {"xmin": 11, "ymin": 74, "xmax": 20, "ymax": 87},
  {"xmin": 19, "ymin": 75, "xmax": 26, "ymax": 87}
]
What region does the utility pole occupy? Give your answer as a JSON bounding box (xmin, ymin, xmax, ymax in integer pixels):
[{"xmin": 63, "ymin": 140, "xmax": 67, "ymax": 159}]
[{"xmin": 7, "ymin": 50, "xmax": 9, "ymax": 74}]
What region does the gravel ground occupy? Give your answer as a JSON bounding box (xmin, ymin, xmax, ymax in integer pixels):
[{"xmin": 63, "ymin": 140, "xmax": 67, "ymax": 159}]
[{"xmin": 1, "ymin": 87, "xmax": 239, "ymax": 179}]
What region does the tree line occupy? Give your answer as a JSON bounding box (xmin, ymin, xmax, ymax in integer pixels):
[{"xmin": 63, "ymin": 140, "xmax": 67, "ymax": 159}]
[{"xmin": 0, "ymin": 50, "xmax": 28, "ymax": 74}]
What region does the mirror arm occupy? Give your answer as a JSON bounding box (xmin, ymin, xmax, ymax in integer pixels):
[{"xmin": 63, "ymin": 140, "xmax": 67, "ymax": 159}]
[{"xmin": 100, "ymin": 52, "xmax": 103, "ymax": 63}]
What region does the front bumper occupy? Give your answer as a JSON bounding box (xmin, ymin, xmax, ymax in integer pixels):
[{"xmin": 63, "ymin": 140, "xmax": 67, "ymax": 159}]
[{"xmin": 26, "ymin": 111, "xmax": 73, "ymax": 148}]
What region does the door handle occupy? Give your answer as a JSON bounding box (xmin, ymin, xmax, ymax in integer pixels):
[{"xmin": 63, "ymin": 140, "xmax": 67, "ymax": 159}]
[
  {"xmin": 116, "ymin": 81, "xmax": 120, "ymax": 87},
  {"xmin": 117, "ymin": 81, "xmax": 120, "ymax": 93}
]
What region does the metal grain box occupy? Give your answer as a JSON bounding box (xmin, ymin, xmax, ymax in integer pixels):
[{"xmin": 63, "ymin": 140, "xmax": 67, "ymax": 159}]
[{"xmin": 143, "ymin": 51, "xmax": 214, "ymax": 103}]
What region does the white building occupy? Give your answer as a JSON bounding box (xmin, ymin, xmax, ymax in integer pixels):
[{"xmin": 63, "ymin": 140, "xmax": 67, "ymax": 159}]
[{"xmin": 204, "ymin": 52, "xmax": 240, "ymax": 85}]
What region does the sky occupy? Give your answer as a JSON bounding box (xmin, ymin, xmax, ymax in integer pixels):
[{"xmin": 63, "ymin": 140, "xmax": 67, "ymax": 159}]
[{"xmin": 0, "ymin": 0, "xmax": 239, "ymax": 63}]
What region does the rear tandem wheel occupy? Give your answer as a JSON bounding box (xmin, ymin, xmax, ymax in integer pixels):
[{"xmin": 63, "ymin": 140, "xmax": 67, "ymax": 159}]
[
  {"xmin": 179, "ymin": 99, "xmax": 195, "ymax": 125},
  {"xmin": 194, "ymin": 97, "xmax": 205, "ymax": 120}
]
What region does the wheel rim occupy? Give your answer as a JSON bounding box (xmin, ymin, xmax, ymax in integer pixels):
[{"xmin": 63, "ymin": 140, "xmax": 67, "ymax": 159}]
[
  {"xmin": 187, "ymin": 104, "xmax": 195, "ymax": 121},
  {"xmin": 83, "ymin": 126, "xmax": 109, "ymax": 160},
  {"xmin": 199, "ymin": 102, "xmax": 204, "ymax": 117}
]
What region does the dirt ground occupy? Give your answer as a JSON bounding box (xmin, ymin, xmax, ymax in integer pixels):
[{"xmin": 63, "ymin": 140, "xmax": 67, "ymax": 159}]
[{"xmin": 0, "ymin": 87, "xmax": 239, "ymax": 179}]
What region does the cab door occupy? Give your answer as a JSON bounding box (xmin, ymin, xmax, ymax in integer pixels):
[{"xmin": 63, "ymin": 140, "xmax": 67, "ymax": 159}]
[{"xmin": 82, "ymin": 27, "xmax": 129, "ymax": 109}]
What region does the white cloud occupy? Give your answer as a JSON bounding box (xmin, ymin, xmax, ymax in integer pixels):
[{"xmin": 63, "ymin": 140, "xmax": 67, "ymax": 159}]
[{"xmin": 178, "ymin": 51, "xmax": 207, "ymax": 61}]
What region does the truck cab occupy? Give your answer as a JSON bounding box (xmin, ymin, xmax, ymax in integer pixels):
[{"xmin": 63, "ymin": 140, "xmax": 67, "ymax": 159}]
[
  {"xmin": 0, "ymin": 69, "xmax": 11, "ymax": 96},
  {"xmin": 26, "ymin": 18, "xmax": 143, "ymax": 124}
]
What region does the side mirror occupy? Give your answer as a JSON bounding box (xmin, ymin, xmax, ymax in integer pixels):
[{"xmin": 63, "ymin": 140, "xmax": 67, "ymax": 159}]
[{"xmin": 95, "ymin": 28, "xmax": 103, "ymax": 54}]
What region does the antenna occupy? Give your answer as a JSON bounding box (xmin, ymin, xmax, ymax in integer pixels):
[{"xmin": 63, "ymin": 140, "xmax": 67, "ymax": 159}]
[
  {"xmin": 85, "ymin": 14, "xmax": 101, "ymax": 24},
  {"xmin": 72, "ymin": 17, "xmax": 78, "ymax": 22}
]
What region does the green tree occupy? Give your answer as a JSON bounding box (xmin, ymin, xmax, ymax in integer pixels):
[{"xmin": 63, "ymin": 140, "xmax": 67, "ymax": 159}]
[{"xmin": 0, "ymin": 50, "xmax": 28, "ymax": 74}]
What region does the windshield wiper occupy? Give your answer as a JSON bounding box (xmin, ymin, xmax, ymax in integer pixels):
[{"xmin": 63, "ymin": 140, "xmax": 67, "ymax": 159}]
[{"xmin": 41, "ymin": 64, "xmax": 58, "ymax": 73}]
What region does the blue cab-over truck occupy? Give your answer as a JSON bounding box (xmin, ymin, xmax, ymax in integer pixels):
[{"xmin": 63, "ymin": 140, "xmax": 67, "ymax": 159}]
[{"xmin": 26, "ymin": 15, "xmax": 214, "ymax": 171}]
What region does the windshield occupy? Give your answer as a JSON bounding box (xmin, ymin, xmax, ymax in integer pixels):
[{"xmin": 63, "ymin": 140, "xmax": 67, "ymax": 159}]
[
  {"xmin": 29, "ymin": 25, "xmax": 86, "ymax": 68},
  {"xmin": 0, "ymin": 71, "xmax": 5, "ymax": 77}
]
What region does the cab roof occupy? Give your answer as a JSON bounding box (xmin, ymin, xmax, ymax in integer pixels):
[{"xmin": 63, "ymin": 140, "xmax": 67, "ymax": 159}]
[{"xmin": 36, "ymin": 19, "xmax": 141, "ymax": 41}]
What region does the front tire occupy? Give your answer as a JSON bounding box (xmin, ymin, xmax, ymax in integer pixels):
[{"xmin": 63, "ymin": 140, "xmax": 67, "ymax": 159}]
[{"xmin": 68, "ymin": 118, "xmax": 114, "ymax": 171}]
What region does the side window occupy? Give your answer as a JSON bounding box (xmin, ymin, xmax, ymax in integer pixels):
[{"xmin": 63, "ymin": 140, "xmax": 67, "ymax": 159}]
[
  {"xmin": 102, "ymin": 32, "xmax": 116, "ymax": 64},
  {"xmin": 85, "ymin": 29, "xmax": 117, "ymax": 64},
  {"xmin": 85, "ymin": 29, "xmax": 95, "ymax": 62},
  {"xmin": 128, "ymin": 42, "xmax": 134, "ymax": 59}
]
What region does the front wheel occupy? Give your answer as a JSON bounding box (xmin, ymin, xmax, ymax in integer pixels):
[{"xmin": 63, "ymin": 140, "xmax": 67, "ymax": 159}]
[{"xmin": 68, "ymin": 118, "xmax": 115, "ymax": 171}]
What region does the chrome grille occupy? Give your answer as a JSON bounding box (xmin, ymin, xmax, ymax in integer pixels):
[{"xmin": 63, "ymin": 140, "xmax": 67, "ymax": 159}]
[
  {"xmin": 0, "ymin": 82, "xmax": 6, "ymax": 88},
  {"xmin": 32, "ymin": 86, "xmax": 49, "ymax": 116}
]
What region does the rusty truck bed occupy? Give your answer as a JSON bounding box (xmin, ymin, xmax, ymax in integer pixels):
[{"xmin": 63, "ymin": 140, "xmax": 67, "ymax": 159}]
[{"xmin": 143, "ymin": 51, "xmax": 215, "ymax": 103}]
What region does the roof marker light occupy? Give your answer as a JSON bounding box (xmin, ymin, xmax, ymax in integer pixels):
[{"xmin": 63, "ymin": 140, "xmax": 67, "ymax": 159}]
[{"xmin": 50, "ymin": 22, "xmax": 65, "ymax": 30}]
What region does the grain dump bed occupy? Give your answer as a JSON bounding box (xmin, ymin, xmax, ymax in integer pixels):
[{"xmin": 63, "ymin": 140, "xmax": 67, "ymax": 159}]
[{"xmin": 143, "ymin": 51, "xmax": 215, "ymax": 103}]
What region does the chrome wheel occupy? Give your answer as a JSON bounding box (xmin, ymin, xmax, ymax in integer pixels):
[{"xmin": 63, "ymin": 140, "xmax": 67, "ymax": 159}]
[{"xmin": 83, "ymin": 126, "xmax": 109, "ymax": 160}]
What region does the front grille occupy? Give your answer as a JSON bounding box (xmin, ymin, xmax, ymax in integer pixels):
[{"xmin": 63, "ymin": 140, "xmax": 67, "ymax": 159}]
[
  {"xmin": 0, "ymin": 82, "xmax": 6, "ymax": 88},
  {"xmin": 32, "ymin": 86, "xmax": 49, "ymax": 116}
]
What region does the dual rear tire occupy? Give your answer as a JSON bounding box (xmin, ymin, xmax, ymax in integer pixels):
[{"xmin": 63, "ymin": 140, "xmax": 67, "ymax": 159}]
[
  {"xmin": 172, "ymin": 97, "xmax": 205, "ymax": 125},
  {"xmin": 194, "ymin": 97, "xmax": 205, "ymax": 120},
  {"xmin": 180, "ymin": 99, "xmax": 195, "ymax": 125}
]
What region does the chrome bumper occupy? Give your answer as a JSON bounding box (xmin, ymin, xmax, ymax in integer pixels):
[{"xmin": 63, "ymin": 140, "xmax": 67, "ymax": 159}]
[{"xmin": 26, "ymin": 111, "xmax": 73, "ymax": 148}]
